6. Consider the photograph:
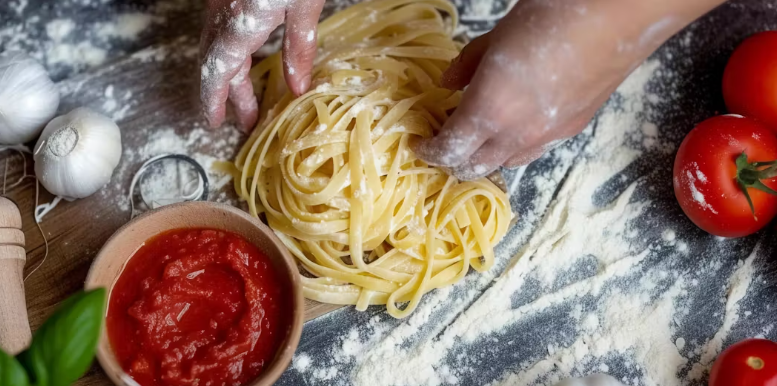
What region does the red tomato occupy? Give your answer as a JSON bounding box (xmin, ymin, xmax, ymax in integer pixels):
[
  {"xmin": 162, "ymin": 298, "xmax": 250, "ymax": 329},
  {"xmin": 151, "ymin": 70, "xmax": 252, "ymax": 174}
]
[
  {"xmin": 723, "ymin": 31, "xmax": 777, "ymax": 131},
  {"xmin": 709, "ymin": 339, "xmax": 777, "ymax": 386},
  {"xmin": 673, "ymin": 115, "xmax": 777, "ymax": 237}
]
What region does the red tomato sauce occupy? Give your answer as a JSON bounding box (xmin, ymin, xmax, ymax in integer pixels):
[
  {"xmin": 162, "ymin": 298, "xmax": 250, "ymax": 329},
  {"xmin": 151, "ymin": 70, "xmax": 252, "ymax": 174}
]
[{"xmin": 107, "ymin": 229, "xmax": 290, "ymax": 386}]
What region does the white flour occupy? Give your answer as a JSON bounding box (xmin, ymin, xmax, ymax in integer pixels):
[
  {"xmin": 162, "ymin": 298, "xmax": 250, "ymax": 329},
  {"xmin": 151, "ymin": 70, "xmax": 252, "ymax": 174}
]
[
  {"xmin": 101, "ymin": 125, "xmax": 242, "ymax": 212},
  {"xmin": 2, "ymin": 0, "xmax": 494, "ymax": 82},
  {"xmin": 95, "ymin": 13, "xmax": 159, "ymax": 41},
  {"xmin": 283, "ymin": 58, "xmax": 763, "ymax": 386},
  {"xmin": 456, "ymin": 0, "xmax": 519, "ymax": 26},
  {"xmin": 0, "ymin": 0, "xmax": 188, "ymax": 80},
  {"xmin": 688, "ymin": 247, "xmax": 758, "ymax": 380},
  {"xmin": 45, "ymin": 19, "xmax": 76, "ymax": 42},
  {"xmin": 675, "ymin": 164, "xmax": 719, "ymax": 215},
  {"xmin": 44, "ymin": 34, "xmax": 239, "ymax": 216},
  {"xmin": 8, "ymin": 1, "xmax": 768, "ymax": 384}
]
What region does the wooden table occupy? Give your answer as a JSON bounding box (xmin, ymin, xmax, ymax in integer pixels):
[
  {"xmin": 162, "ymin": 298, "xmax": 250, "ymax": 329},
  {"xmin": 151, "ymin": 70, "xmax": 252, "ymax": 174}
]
[
  {"xmin": 2, "ymin": 1, "xmax": 415, "ymax": 384},
  {"xmin": 3, "ymin": 34, "xmax": 345, "ymax": 386},
  {"xmin": 9, "ymin": 0, "xmax": 776, "ymax": 385}
]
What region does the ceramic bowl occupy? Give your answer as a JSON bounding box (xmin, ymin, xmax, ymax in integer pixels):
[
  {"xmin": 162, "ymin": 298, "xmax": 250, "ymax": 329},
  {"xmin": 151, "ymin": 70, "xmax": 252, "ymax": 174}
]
[{"xmin": 85, "ymin": 201, "xmax": 303, "ymax": 386}]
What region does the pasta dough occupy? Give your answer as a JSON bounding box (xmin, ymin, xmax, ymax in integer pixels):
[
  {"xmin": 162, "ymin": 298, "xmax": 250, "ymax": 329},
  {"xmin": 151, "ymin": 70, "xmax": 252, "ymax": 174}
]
[{"xmin": 232, "ymin": 0, "xmax": 513, "ymax": 318}]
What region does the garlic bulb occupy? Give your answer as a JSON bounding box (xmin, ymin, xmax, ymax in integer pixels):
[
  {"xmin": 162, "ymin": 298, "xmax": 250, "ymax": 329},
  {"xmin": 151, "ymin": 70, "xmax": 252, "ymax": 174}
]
[
  {"xmin": 34, "ymin": 108, "xmax": 122, "ymax": 200},
  {"xmin": 0, "ymin": 52, "xmax": 60, "ymax": 144}
]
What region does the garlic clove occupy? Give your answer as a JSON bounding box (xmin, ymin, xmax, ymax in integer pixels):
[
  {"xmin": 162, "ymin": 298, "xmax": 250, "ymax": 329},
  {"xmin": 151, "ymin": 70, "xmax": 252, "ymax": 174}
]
[{"xmin": 34, "ymin": 107, "xmax": 122, "ymax": 200}]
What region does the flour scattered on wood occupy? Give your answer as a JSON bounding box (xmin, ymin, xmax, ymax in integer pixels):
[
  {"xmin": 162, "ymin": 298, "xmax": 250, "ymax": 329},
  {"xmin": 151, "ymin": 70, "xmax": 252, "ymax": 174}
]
[
  {"xmin": 101, "ymin": 124, "xmax": 243, "ymax": 212},
  {"xmin": 0, "ymin": 0, "xmax": 188, "ymax": 80},
  {"xmin": 282, "ymin": 58, "xmax": 763, "ymax": 386},
  {"xmin": 688, "ymin": 246, "xmax": 759, "ymax": 380},
  {"xmin": 95, "ymin": 13, "xmax": 160, "ymax": 40},
  {"xmin": 7, "ymin": 1, "xmax": 770, "ymax": 384}
]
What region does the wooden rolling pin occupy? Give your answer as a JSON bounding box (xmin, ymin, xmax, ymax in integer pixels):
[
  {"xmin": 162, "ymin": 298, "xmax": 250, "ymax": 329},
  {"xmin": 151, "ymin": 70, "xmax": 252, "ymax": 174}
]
[{"xmin": 0, "ymin": 197, "xmax": 30, "ymax": 355}]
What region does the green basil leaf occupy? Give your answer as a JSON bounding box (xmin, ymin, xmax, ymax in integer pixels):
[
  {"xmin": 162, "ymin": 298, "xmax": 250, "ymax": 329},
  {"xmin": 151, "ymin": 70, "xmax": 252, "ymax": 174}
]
[
  {"xmin": 23, "ymin": 288, "xmax": 106, "ymax": 386},
  {"xmin": 0, "ymin": 348, "xmax": 29, "ymax": 386},
  {"xmin": 15, "ymin": 349, "xmax": 34, "ymax": 384}
]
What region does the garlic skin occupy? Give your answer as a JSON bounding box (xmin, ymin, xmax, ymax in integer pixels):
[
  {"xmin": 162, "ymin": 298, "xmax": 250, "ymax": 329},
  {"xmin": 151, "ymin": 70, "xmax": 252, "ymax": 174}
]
[
  {"xmin": 0, "ymin": 52, "xmax": 60, "ymax": 145},
  {"xmin": 34, "ymin": 108, "xmax": 122, "ymax": 200}
]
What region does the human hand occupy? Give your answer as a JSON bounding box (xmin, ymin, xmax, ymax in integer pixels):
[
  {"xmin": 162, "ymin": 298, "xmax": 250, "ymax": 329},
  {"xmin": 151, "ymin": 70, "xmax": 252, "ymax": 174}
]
[
  {"xmin": 413, "ymin": 0, "xmax": 724, "ymax": 180},
  {"xmin": 200, "ymin": 0, "xmax": 325, "ymax": 130}
]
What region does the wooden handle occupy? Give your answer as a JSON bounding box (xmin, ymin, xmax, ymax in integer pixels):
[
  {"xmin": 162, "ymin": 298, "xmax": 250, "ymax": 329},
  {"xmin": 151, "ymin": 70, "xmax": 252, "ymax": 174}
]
[{"xmin": 0, "ymin": 197, "xmax": 30, "ymax": 355}]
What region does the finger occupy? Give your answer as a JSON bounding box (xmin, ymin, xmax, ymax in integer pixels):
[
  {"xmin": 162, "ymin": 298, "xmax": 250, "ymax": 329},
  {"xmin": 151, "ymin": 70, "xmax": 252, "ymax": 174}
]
[
  {"xmin": 200, "ymin": 1, "xmax": 244, "ymax": 128},
  {"xmin": 412, "ymin": 111, "xmax": 493, "ymax": 167},
  {"xmin": 413, "ymin": 82, "xmax": 504, "ymax": 168},
  {"xmin": 283, "ymin": 0, "xmax": 326, "ymax": 96},
  {"xmin": 201, "ymin": 10, "xmax": 282, "ymax": 128},
  {"xmin": 200, "ymin": 18, "xmax": 219, "ymax": 63},
  {"xmin": 440, "ymin": 33, "xmax": 491, "ymax": 90},
  {"xmin": 200, "ymin": 0, "xmax": 230, "ymax": 59},
  {"xmin": 503, "ymin": 147, "xmax": 546, "ymax": 168},
  {"xmin": 450, "ymin": 139, "xmax": 511, "ymax": 181},
  {"xmin": 503, "ymin": 133, "xmax": 575, "ymax": 168},
  {"xmin": 228, "ymin": 57, "xmax": 259, "ymax": 131},
  {"xmin": 201, "ymin": 41, "xmax": 248, "ymax": 128}
]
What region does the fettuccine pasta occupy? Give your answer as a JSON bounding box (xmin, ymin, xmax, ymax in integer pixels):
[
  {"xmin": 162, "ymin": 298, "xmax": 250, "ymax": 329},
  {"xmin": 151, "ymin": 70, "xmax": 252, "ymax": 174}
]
[{"xmin": 231, "ymin": 0, "xmax": 513, "ymax": 318}]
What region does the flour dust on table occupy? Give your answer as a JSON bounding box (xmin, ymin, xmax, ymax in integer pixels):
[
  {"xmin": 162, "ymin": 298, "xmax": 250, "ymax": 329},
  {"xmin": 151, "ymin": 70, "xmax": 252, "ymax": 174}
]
[
  {"xmin": 0, "ymin": 0, "xmax": 196, "ymax": 81},
  {"xmin": 0, "ymin": 0, "xmax": 509, "ymax": 82},
  {"xmin": 103, "ymin": 124, "xmax": 242, "ymax": 213},
  {"xmin": 42, "ymin": 35, "xmax": 245, "ymax": 214},
  {"xmin": 6, "ymin": 0, "xmax": 774, "ymax": 385},
  {"xmin": 276, "ymin": 48, "xmax": 773, "ymax": 385}
]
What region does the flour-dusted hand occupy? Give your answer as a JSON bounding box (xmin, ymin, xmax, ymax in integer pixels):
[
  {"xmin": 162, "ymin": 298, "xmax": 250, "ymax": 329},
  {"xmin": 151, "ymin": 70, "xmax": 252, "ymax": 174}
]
[
  {"xmin": 200, "ymin": 0, "xmax": 325, "ymax": 130},
  {"xmin": 413, "ymin": 0, "xmax": 727, "ymax": 180}
]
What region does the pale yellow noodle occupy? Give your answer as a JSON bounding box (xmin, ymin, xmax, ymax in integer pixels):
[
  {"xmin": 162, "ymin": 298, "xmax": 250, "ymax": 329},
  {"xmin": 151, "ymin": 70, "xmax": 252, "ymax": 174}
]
[{"xmin": 232, "ymin": 0, "xmax": 513, "ymax": 318}]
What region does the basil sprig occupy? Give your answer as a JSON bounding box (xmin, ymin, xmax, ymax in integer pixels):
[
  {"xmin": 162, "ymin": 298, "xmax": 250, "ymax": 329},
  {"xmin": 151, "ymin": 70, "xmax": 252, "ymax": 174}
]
[
  {"xmin": 0, "ymin": 288, "xmax": 106, "ymax": 386},
  {"xmin": 0, "ymin": 349, "xmax": 29, "ymax": 386}
]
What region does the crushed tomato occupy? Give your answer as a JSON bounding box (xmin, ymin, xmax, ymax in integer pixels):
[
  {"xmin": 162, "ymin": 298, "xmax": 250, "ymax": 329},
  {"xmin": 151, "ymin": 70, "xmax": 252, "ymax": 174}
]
[{"xmin": 107, "ymin": 229, "xmax": 290, "ymax": 386}]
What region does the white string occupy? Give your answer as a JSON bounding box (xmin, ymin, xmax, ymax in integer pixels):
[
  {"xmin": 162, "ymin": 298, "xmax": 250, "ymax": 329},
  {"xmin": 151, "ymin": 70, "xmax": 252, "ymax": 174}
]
[
  {"xmin": 34, "ymin": 195, "xmax": 62, "ymax": 224},
  {"xmin": 2, "ymin": 146, "xmax": 33, "ymax": 195},
  {"xmin": 25, "ymin": 180, "xmax": 50, "ymax": 282}
]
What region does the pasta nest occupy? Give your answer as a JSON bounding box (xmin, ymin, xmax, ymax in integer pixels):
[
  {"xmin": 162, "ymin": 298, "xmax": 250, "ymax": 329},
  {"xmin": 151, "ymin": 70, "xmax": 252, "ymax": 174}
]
[{"xmin": 230, "ymin": 0, "xmax": 513, "ymax": 318}]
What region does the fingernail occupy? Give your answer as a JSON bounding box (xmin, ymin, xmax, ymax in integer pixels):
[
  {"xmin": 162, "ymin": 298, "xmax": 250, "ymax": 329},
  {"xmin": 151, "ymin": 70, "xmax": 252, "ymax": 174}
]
[
  {"xmin": 408, "ymin": 136, "xmax": 423, "ymax": 152},
  {"xmin": 236, "ymin": 119, "xmax": 251, "ymax": 133},
  {"xmin": 298, "ymin": 76, "xmax": 312, "ymax": 96},
  {"xmin": 204, "ymin": 112, "xmax": 223, "ymax": 129},
  {"xmin": 451, "ymin": 162, "xmax": 493, "ymax": 181},
  {"xmin": 440, "ymin": 67, "xmax": 465, "ymax": 91},
  {"xmin": 202, "ymin": 112, "xmax": 216, "ymax": 128},
  {"xmin": 409, "ymin": 138, "xmax": 439, "ymax": 165}
]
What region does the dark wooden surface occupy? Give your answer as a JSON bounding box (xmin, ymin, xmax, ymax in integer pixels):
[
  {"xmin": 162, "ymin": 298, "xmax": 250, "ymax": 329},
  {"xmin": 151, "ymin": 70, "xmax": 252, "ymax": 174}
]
[
  {"xmin": 0, "ymin": 1, "xmax": 344, "ymax": 384},
  {"xmin": 3, "ymin": 0, "xmax": 777, "ymax": 385}
]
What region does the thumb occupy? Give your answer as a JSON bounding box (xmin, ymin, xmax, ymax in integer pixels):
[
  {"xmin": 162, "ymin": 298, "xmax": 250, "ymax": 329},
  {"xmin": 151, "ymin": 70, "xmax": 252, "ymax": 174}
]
[{"xmin": 441, "ymin": 33, "xmax": 491, "ymax": 90}]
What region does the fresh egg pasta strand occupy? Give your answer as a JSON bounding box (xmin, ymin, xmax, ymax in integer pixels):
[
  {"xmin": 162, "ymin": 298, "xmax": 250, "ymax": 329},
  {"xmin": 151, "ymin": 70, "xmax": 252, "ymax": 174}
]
[{"xmin": 231, "ymin": 0, "xmax": 513, "ymax": 318}]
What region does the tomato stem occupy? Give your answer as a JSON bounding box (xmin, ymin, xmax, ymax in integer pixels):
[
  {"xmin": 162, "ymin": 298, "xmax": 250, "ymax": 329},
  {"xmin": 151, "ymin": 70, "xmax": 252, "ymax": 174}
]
[
  {"xmin": 747, "ymin": 356, "xmax": 765, "ymax": 370},
  {"xmin": 735, "ymin": 152, "xmax": 777, "ymax": 218}
]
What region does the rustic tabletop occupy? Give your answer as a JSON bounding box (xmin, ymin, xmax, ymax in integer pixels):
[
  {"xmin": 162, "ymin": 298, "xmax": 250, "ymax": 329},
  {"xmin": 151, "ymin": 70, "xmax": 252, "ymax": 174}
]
[{"xmin": 1, "ymin": 0, "xmax": 776, "ymax": 385}]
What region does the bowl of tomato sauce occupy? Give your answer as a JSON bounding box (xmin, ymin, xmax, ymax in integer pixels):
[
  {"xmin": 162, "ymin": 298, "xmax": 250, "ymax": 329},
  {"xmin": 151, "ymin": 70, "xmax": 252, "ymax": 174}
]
[{"xmin": 85, "ymin": 202, "xmax": 304, "ymax": 386}]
